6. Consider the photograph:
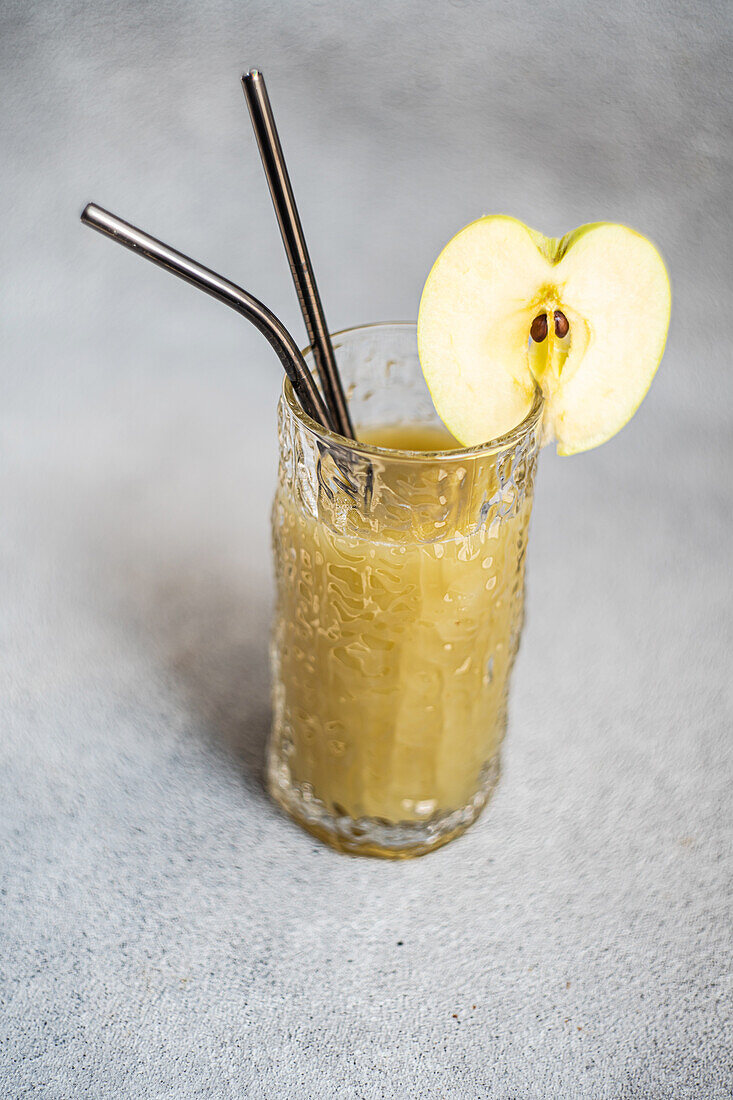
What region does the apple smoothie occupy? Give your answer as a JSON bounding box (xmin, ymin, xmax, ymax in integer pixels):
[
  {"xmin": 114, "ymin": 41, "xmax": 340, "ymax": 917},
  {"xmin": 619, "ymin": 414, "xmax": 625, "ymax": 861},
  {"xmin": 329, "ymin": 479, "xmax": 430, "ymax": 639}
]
[
  {"xmin": 268, "ymin": 217, "xmax": 669, "ymax": 858},
  {"xmin": 268, "ymin": 324, "xmax": 544, "ymax": 857},
  {"xmin": 82, "ymin": 93, "xmax": 672, "ymax": 862},
  {"xmin": 272, "ymin": 426, "xmax": 530, "ymax": 826}
]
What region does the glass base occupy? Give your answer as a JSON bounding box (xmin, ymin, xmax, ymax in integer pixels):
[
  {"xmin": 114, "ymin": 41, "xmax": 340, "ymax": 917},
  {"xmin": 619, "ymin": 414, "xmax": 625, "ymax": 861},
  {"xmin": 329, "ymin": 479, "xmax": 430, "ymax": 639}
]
[{"xmin": 266, "ymin": 751, "xmax": 501, "ymax": 859}]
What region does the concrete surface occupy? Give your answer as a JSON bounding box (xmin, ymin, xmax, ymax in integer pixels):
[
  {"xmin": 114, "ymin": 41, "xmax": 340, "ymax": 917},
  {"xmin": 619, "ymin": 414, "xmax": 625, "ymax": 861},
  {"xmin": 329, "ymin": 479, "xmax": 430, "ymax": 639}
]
[{"xmin": 1, "ymin": 1, "xmax": 731, "ymax": 1096}]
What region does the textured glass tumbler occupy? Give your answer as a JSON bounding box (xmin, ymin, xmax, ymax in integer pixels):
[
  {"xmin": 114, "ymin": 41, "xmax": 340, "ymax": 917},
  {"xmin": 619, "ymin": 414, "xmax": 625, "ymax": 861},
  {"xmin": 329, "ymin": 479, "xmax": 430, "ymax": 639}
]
[{"xmin": 269, "ymin": 323, "xmax": 543, "ymax": 858}]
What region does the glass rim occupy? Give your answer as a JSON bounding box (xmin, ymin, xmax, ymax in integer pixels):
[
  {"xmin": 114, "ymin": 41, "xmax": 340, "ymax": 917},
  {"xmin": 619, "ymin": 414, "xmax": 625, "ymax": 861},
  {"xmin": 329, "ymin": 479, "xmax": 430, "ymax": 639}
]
[{"xmin": 283, "ymin": 320, "xmax": 544, "ymax": 461}]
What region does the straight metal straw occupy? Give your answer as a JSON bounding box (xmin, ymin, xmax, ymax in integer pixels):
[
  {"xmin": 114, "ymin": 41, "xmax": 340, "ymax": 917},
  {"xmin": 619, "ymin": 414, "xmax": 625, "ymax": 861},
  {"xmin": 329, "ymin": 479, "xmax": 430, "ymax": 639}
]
[
  {"xmin": 80, "ymin": 203, "xmax": 333, "ymax": 430},
  {"xmin": 242, "ymin": 69, "xmax": 355, "ymax": 440}
]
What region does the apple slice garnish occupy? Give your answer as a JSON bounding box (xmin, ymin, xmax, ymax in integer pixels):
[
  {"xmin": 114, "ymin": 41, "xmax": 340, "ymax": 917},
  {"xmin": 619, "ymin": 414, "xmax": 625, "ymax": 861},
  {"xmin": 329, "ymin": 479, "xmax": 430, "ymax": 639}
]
[{"xmin": 417, "ymin": 216, "xmax": 671, "ymax": 454}]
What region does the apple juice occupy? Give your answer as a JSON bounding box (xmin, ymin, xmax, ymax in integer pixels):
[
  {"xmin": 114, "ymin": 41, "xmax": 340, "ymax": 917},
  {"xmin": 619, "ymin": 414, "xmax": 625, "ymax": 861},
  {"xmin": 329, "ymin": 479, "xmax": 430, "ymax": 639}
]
[{"xmin": 267, "ymin": 327, "xmax": 543, "ymax": 858}]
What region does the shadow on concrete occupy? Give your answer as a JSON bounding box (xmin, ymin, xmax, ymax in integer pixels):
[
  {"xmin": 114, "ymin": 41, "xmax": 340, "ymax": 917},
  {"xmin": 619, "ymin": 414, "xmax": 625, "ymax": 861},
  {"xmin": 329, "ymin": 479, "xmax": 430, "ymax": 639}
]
[{"xmin": 99, "ymin": 530, "xmax": 274, "ymax": 804}]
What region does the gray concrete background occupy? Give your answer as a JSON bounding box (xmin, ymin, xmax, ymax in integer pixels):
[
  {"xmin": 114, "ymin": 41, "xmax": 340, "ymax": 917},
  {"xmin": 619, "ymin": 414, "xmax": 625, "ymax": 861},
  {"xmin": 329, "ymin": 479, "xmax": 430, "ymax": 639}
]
[{"xmin": 2, "ymin": 1, "xmax": 731, "ymax": 1096}]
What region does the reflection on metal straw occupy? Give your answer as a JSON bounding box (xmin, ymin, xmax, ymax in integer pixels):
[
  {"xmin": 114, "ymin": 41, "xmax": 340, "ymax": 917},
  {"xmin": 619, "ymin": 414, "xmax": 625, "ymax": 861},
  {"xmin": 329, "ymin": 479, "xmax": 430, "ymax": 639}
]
[
  {"xmin": 242, "ymin": 69, "xmax": 355, "ymax": 439},
  {"xmin": 80, "ymin": 203, "xmax": 333, "ymax": 430}
]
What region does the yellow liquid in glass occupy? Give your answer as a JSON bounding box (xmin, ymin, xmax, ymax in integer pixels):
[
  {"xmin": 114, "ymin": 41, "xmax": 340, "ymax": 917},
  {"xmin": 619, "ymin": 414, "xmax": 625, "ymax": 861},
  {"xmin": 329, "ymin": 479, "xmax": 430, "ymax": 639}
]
[
  {"xmin": 359, "ymin": 423, "xmax": 461, "ymax": 451},
  {"xmin": 271, "ymin": 423, "xmax": 530, "ymax": 850}
]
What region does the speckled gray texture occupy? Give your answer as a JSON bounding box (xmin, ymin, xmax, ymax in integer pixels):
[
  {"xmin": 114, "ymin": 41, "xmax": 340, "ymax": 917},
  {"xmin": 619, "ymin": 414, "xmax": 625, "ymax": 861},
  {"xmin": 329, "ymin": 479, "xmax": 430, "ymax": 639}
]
[{"xmin": 1, "ymin": 1, "xmax": 732, "ymax": 1097}]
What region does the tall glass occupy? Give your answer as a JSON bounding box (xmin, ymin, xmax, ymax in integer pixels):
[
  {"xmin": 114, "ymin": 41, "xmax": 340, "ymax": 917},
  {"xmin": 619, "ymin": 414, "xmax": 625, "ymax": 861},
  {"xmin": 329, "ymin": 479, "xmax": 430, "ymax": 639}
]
[{"xmin": 269, "ymin": 323, "xmax": 543, "ymax": 858}]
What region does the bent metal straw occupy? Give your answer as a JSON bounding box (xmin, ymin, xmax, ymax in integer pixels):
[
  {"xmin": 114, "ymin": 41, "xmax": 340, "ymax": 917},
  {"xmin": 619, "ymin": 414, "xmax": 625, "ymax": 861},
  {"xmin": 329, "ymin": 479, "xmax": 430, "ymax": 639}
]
[{"xmin": 80, "ymin": 203, "xmax": 333, "ymax": 430}]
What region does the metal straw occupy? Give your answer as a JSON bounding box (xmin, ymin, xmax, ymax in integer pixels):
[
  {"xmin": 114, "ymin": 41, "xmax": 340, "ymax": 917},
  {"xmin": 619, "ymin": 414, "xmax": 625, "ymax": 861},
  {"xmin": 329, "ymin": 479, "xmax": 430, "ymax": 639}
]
[
  {"xmin": 80, "ymin": 203, "xmax": 333, "ymax": 429},
  {"xmin": 242, "ymin": 69, "xmax": 355, "ymax": 439}
]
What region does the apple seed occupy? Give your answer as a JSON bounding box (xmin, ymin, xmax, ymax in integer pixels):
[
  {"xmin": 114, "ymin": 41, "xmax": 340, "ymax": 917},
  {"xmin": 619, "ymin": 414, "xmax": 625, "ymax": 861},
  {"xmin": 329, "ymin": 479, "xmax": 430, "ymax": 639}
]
[
  {"xmin": 530, "ymin": 313, "xmax": 548, "ymax": 342},
  {"xmin": 554, "ymin": 310, "xmax": 569, "ymax": 338}
]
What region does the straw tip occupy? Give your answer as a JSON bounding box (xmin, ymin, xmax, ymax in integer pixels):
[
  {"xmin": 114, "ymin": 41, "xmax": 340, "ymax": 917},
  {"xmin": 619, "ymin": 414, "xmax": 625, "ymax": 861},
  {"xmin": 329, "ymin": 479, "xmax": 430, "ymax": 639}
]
[
  {"xmin": 80, "ymin": 202, "xmax": 96, "ymax": 224},
  {"xmin": 242, "ymin": 68, "xmax": 262, "ymax": 84}
]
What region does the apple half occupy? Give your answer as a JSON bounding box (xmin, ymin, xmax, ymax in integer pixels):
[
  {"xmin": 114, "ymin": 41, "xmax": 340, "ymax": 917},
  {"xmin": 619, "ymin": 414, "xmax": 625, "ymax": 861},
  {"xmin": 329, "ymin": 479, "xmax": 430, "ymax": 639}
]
[{"xmin": 417, "ymin": 216, "xmax": 671, "ymax": 454}]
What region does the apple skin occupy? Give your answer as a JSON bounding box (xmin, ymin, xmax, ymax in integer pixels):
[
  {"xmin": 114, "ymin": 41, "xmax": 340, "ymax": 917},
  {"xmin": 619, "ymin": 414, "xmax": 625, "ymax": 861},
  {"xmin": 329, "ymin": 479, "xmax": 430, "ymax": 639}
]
[{"xmin": 417, "ymin": 216, "xmax": 671, "ymax": 455}]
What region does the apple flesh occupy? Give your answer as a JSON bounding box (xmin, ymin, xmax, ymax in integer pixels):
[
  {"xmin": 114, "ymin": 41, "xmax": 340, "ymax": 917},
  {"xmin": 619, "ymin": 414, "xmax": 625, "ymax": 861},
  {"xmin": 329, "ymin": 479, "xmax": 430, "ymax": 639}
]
[{"xmin": 417, "ymin": 216, "xmax": 671, "ymax": 454}]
